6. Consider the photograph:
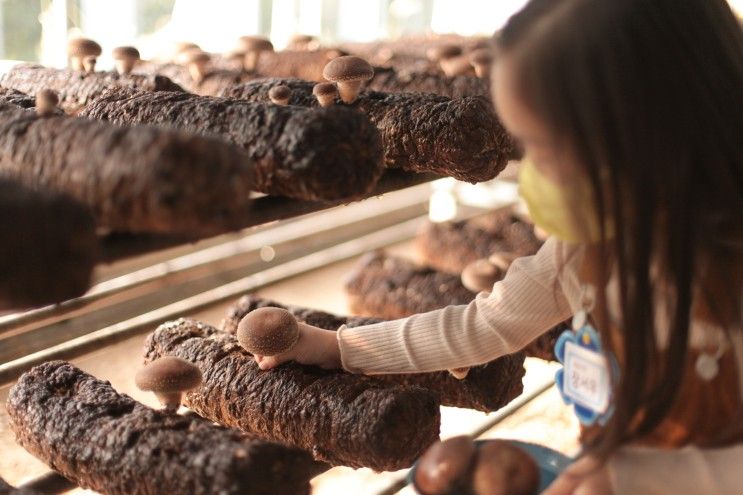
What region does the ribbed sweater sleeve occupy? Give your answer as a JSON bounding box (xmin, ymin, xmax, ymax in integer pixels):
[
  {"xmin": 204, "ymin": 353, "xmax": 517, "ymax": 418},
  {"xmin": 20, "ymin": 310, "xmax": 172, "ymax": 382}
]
[{"xmin": 337, "ymin": 237, "xmax": 577, "ymax": 374}]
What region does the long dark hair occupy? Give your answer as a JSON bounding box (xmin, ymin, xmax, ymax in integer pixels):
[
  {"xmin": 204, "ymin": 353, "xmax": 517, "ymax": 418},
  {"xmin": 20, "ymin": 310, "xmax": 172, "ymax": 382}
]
[{"xmin": 496, "ymin": 0, "xmax": 743, "ymax": 459}]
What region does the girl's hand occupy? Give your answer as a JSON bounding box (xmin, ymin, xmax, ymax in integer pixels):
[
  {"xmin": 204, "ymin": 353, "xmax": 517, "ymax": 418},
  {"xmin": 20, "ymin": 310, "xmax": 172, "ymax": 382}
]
[
  {"xmin": 543, "ymin": 456, "xmax": 613, "ymax": 495},
  {"xmin": 253, "ymin": 323, "xmax": 343, "ymax": 371}
]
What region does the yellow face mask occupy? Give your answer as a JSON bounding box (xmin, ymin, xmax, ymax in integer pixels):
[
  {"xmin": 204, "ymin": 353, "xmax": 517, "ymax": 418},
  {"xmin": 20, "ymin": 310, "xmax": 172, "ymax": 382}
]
[{"xmin": 518, "ymin": 158, "xmax": 612, "ymax": 244}]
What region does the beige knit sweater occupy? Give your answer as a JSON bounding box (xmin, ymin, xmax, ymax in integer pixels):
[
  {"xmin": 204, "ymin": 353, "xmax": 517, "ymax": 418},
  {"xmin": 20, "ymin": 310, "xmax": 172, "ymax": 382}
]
[{"xmin": 337, "ymin": 237, "xmax": 743, "ymax": 494}]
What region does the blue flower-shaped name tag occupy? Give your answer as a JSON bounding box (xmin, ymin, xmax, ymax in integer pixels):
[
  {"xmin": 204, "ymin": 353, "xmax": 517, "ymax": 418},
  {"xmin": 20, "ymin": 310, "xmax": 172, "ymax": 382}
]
[{"xmin": 555, "ymin": 319, "xmax": 616, "ymax": 426}]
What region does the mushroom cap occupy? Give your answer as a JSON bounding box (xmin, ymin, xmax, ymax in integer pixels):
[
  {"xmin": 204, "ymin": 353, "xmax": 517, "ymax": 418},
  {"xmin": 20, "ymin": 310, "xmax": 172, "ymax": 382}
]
[
  {"xmin": 68, "ymin": 38, "xmax": 102, "ymax": 57},
  {"xmin": 461, "ymin": 259, "xmax": 502, "ymax": 293},
  {"xmin": 135, "ymin": 356, "xmax": 202, "ymax": 393},
  {"xmin": 322, "ymin": 56, "xmax": 374, "ymax": 83},
  {"xmin": 471, "ymin": 440, "xmax": 540, "ymax": 495},
  {"xmin": 112, "ymin": 46, "xmax": 140, "ymax": 60},
  {"xmin": 469, "ymin": 47, "xmax": 493, "ymax": 66},
  {"xmin": 237, "ymin": 307, "xmax": 300, "ymax": 356},
  {"xmin": 426, "ymin": 44, "xmax": 462, "ymax": 61},
  {"xmin": 36, "ymin": 89, "xmax": 59, "ymax": 106},
  {"xmin": 269, "ymin": 85, "xmax": 291, "ymax": 100},
  {"xmin": 312, "ymin": 82, "xmax": 337, "ymax": 97},
  {"xmin": 174, "ymin": 41, "xmax": 200, "ymax": 54},
  {"xmin": 414, "ymin": 436, "xmax": 477, "ymax": 495},
  {"xmin": 238, "ymin": 36, "xmax": 274, "ymax": 52}
]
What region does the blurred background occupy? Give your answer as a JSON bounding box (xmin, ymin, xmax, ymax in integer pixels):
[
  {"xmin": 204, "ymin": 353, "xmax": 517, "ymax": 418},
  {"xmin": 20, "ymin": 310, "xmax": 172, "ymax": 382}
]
[{"xmin": 1, "ymin": 0, "xmax": 739, "ymax": 69}]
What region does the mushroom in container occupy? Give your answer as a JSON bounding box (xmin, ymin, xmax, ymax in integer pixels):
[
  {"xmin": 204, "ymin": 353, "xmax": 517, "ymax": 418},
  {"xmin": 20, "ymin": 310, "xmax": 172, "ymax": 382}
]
[
  {"xmin": 414, "ymin": 435, "xmax": 477, "ymax": 495},
  {"xmin": 322, "ymin": 56, "xmax": 374, "ymax": 104},
  {"xmin": 68, "ymin": 37, "xmax": 102, "ymax": 73},
  {"xmin": 237, "ymin": 307, "xmax": 301, "ymax": 357},
  {"xmin": 135, "ymin": 356, "xmax": 202, "ymax": 413}
]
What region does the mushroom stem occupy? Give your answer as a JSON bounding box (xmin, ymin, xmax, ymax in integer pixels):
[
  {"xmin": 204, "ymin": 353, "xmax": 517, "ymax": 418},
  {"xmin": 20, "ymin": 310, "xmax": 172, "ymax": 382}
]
[
  {"xmin": 82, "ymin": 56, "xmax": 97, "ymax": 73},
  {"xmin": 188, "ymin": 61, "xmax": 207, "ymax": 83},
  {"xmin": 337, "ymin": 80, "xmax": 362, "ymax": 104},
  {"xmin": 71, "ymin": 57, "xmax": 84, "ymax": 71},
  {"xmin": 473, "ymin": 63, "xmax": 489, "ymax": 78},
  {"xmin": 448, "ymin": 367, "xmax": 470, "ymax": 380},
  {"xmin": 316, "ymin": 93, "xmax": 335, "ymax": 107},
  {"xmin": 154, "ymin": 391, "xmax": 183, "ymax": 413},
  {"xmin": 244, "ymin": 51, "xmax": 260, "ymax": 72},
  {"xmin": 115, "ymin": 59, "xmax": 135, "ymax": 75}
]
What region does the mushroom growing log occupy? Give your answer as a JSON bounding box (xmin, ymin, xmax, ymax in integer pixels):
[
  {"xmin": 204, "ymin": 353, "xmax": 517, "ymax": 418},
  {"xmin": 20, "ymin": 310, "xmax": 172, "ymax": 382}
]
[
  {"xmin": 0, "ymin": 103, "xmax": 254, "ymax": 234},
  {"xmin": 80, "ymin": 88, "xmax": 384, "ymax": 202},
  {"xmin": 0, "ymin": 64, "xmax": 183, "ymax": 114},
  {"xmin": 0, "ymin": 179, "xmax": 96, "ymax": 309},
  {"xmin": 143, "ymin": 318, "xmax": 441, "ymax": 471},
  {"xmin": 368, "ymin": 66, "xmax": 489, "ymax": 99},
  {"xmin": 222, "ymin": 295, "xmax": 526, "ymax": 412},
  {"xmin": 344, "ymin": 251, "xmax": 566, "ymax": 361},
  {"xmin": 220, "ymin": 78, "xmax": 516, "ymax": 182},
  {"xmin": 6, "ymin": 361, "xmax": 326, "ymax": 495},
  {"xmin": 415, "ymin": 208, "xmax": 544, "ymax": 275}
]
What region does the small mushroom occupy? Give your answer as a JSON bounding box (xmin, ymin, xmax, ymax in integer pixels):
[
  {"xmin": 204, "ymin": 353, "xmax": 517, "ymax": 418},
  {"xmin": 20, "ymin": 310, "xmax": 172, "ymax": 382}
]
[
  {"xmin": 135, "ymin": 356, "xmax": 202, "ymax": 413},
  {"xmin": 414, "ymin": 436, "xmax": 477, "ymax": 495},
  {"xmin": 183, "ymin": 50, "xmax": 211, "ymax": 83},
  {"xmin": 461, "ymin": 258, "xmax": 503, "ymax": 293},
  {"xmin": 237, "ymin": 307, "xmax": 300, "ymax": 357},
  {"xmin": 238, "ymin": 36, "xmax": 274, "ymax": 72},
  {"xmin": 533, "ymin": 225, "xmax": 550, "ymax": 241},
  {"xmin": 487, "ymin": 252, "xmax": 518, "ymax": 272},
  {"xmin": 471, "ymin": 440, "xmax": 539, "ymax": 495},
  {"xmin": 67, "ymin": 37, "xmax": 102, "ymax": 72},
  {"xmin": 322, "ymin": 56, "xmax": 374, "ymax": 104},
  {"xmin": 268, "ymin": 85, "xmax": 291, "ymax": 105},
  {"xmin": 469, "ymin": 48, "xmax": 493, "ymax": 78},
  {"xmin": 312, "ymin": 82, "xmax": 338, "ymax": 107},
  {"xmin": 35, "ymin": 89, "xmax": 59, "ymax": 117},
  {"xmin": 112, "ymin": 46, "xmax": 140, "ymax": 75}
]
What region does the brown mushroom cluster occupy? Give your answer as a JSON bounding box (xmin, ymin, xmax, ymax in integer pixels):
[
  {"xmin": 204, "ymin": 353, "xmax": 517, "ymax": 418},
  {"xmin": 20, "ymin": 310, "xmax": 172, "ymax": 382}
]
[{"xmin": 414, "ymin": 436, "xmax": 539, "ymax": 495}]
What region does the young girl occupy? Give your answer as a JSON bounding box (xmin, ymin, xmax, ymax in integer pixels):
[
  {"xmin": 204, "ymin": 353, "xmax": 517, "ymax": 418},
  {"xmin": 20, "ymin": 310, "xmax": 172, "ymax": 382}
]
[{"xmin": 256, "ymin": 0, "xmax": 743, "ymax": 493}]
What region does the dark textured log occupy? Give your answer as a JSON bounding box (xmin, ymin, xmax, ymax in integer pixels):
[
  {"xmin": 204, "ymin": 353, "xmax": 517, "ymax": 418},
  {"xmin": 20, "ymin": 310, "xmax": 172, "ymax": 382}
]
[
  {"xmin": 143, "ymin": 318, "xmax": 441, "ymax": 471},
  {"xmin": 416, "ymin": 208, "xmax": 543, "ymax": 274},
  {"xmin": 80, "ymin": 88, "xmax": 384, "ymax": 202},
  {"xmin": 345, "ymin": 251, "xmax": 563, "ymax": 361},
  {"xmin": 0, "ymin": 87, "xmax": 37, "ymax": 109},
  {"xmin": 0, "ymin": 477, "xmax": 42, "ymax": 495},
  {"xmin": 137, "ymin": 50, "xmax": 342, "ymax": 95},
  {"xmin": 0, "ymin": 179, "xmax": 96, "ymax": 309},
  {"xmin": 368, "ymin": 66, "xmax": 490, "ymax": 99},
  {"xmin": 0, "ymin": 64, "xmax": 183, "ymax": 114},
  {"xmin": 221, "ymin": 295, "xmax": 526, "ymax": 412},
  {"xmin": 0, "ymin": 104, "xmax": 253, "ymax": 234},
  {"xmin": 7, "ymin": 361, "xmax": 325, "ymax": 495},
  {"xmin": 221, "ymin": 78, "xmax": 515, "ymax": 182}
]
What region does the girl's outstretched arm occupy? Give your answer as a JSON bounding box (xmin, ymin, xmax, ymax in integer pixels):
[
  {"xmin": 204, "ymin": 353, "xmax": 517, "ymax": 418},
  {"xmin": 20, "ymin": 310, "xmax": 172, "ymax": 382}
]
[{"xmin": 336, "ymin": 236, "xmax": 578, "ymax": 374}]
